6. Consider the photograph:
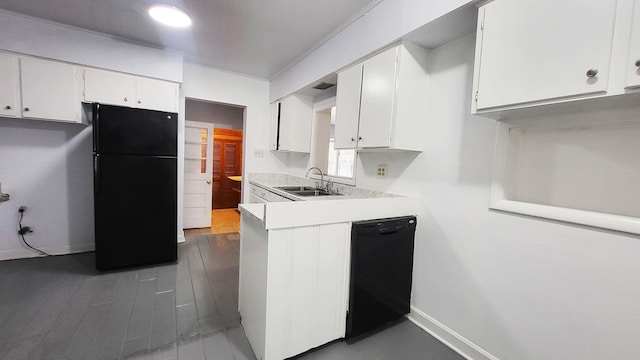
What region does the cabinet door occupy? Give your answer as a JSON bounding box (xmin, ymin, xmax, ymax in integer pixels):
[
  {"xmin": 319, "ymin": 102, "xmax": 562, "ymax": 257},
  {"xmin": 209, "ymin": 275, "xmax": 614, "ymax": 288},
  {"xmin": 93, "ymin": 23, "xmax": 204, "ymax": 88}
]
[
  {"xmin": 269, "ymin": 102, "xmax": 280, "ymax": 151},
  {"xmin": 0, "ymin": 53, "xmax": 19, "ymax": 118},
  {"xmin": 288, "ymin": 95, "xmax": 312, "ymax": 153},
  {"xmin": 136, "ymin": 77, "xmax": 178, "ymax": 112},
  {"xmin": 626, "ymin": 0, "xmax": 640, "ymax": 89},
  {"xmin": 334, "ymin": 63, "xmax": 362, "ymax": 149},
  {"xmin": 278, "ymin": 96, "xmax": 292, "ymax": 151},
  {"xmin": 84, "ymin": 68, "xmax": 135, "ymax": 107},
  {"xmin": 475, "ymin": 0, "xmax": 617, "ymax": 110},
  {"xmin": 358, "ymin": 46, "xmax": 398, "ymax": 148},
  {"xmin": 20, "ymin": 57, "xmax": 81, "ymax": 122}
]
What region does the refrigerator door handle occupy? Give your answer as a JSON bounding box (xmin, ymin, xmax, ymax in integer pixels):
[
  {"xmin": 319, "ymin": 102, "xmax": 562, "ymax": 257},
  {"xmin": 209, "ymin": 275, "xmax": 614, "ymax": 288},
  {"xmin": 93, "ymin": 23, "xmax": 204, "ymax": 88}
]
[
  {"xmin": 92, "ymin": 103, "xmax": 100, "ymax": 153},
  {"xmin": 94, "ymin": 154, "xmax": 100, "ymax": 194}
]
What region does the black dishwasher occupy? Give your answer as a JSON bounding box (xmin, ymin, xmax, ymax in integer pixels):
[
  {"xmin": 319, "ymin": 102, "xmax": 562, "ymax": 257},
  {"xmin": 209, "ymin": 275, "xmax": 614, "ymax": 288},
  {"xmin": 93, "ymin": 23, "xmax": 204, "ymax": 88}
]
[{"xmin": 346, "ymin": 216, "xmax": 416, "ymax": 340}]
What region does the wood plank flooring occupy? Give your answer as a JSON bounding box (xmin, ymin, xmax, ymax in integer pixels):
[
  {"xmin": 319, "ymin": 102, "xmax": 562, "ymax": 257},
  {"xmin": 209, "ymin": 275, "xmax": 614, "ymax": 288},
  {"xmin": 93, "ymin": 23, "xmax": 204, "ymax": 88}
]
[
  {"xmin": 0, "ymin": 234, "xmax": 465, "ymax": 360},
  {"xmin": 210, "ymin": 209, "xmax": 240, "ymax": 234},
  {"xmin": 184, "ymin": 209, "xmax": 240, "ymax": 237},
  {"xmin": 0, "ymin": 234, "xmax": 250, "ymax": 360}
]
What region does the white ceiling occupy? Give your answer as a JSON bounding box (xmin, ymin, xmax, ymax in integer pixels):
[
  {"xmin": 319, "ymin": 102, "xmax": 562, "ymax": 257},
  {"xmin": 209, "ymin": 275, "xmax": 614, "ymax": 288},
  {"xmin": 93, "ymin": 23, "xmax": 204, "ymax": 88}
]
[{"xmin": 0, "ymin": 0, "xmax": 378, "ymax": 79}]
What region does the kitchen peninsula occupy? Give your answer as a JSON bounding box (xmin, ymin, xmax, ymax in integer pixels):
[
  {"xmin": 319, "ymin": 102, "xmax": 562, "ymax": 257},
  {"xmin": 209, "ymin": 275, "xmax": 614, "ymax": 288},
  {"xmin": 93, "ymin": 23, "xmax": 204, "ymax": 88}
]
[{"xmin": 238, "ymin": 173, "xmax": 419, "ymax": 360}]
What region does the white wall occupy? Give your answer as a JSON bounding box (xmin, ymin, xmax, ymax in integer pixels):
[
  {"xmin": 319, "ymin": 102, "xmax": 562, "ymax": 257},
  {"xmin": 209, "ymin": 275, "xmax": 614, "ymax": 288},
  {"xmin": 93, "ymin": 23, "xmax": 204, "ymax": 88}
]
[
  {"xmin": 0, "ymin": 13, "xmax": 183, "ymax": 259},
  {"xmin": 0, "ymin": 119, "xmax": 94, "ymax": 259},
  {"xmin": 350, "ymin": 35, "xmax": 640, "ymax": 360},
  {"xmin": 185, "ymin": 100, "xmax": 244, "ymax": 130},
  {"xmin": 181, "ymin": 64, "xmax": 287, "ymax": 208},
  {"xmin": 269, "ymin": 0, "xmax": 473, "ymax": 101},
  {"xmin": 0, "ymin": 10, "xmax": 183, "ymax": 82}
]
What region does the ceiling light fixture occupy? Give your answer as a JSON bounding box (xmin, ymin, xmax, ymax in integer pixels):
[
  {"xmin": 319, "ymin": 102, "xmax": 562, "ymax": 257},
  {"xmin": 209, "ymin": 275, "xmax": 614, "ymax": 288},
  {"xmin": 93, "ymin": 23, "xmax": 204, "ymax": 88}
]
[{"xmin": 148, "ymin": 4, "xmax": 192, "ymax": 28}]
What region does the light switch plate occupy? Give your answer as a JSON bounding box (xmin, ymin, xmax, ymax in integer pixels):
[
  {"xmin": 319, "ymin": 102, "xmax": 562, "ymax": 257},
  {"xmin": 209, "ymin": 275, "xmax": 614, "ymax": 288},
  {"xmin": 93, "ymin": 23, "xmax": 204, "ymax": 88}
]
[{"xmin": 376, "ymin": 164, "xmax": 388, "ymax": 178}]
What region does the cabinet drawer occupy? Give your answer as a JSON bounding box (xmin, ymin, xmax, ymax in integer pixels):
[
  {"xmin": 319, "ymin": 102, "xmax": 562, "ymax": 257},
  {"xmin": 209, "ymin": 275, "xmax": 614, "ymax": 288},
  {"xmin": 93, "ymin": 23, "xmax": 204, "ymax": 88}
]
[{"xmin": 250, "ymin": 185, "xmax": 293, "ymax": 202}]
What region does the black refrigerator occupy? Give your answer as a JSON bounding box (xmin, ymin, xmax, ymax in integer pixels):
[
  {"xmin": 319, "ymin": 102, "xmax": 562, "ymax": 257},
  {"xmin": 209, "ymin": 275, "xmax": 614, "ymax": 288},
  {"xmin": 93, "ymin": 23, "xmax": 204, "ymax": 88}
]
[{"xmin": 92, "ymin": 103, "xmax": 177, "ymax": 271}]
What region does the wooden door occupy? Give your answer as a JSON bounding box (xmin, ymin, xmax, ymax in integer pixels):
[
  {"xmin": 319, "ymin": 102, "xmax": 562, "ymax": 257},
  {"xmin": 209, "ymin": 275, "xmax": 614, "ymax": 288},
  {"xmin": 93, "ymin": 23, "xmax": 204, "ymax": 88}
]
[
  {"xmin": 212, "ymin": 128, "xmax": 243, "ymax": 209},
  {"xmin": 183, "ymin": 121, "xmax": 213, "ymax": 229}
]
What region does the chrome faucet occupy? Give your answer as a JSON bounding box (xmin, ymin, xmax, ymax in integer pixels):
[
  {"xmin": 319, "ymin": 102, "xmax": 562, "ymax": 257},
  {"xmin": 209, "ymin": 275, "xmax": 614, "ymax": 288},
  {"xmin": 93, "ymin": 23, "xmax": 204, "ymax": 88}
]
[{"xmin": 305, "ymin": 167, "xmax": 325, "ymax": 190}]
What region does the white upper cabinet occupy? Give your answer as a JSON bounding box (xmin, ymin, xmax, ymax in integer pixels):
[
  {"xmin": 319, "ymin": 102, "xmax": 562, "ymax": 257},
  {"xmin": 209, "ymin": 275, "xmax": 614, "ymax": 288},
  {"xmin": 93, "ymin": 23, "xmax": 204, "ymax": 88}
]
[
  {"xmin": 0, "ymin": 53, "xmax": 19, "ymax": 118},
  {"xmin": 270, "ymin": 94, "xmax": 313, "ymax": 153},
  {"xmin": 20, "ymin": 57, "xmax": 82, "ymax": 123},
  {"xmin": 626, "ymin": 0, "xmax": 640, "ymax": 89},
  {"xmin": 358, "ymin": 46, "xmax": 399, "ymax": 148},
  {"xmin": 84, "ymin": 68, "xmax": 135, "ymax": 107},
  {"xmin": 278, "ymin": 96, "xmax": 293, "ymax": 151},
  {"xmin": 269, "ymin": 101, "xmax": 279, "ymax": 151},
  {"xmin": 473, "ymin": 0, "xmax": 617, "ymax": 112},
  {"xmin": 335, "ymin": 42, "xmax": 428, "ymax": 151},
  {"xmin": 334, "ymin": 63, "xmax": 363, "ymax": 149},
  {"xmin": 84, "ymin": 67, "xmax": 179, "ymax": 113},
  {"xmin": 136, "ymin": 77, "xmax": 179, "ymax": 113},
  {"xmin": 472, "ymin": 0, "xmax": 640, "ymax": 115}
]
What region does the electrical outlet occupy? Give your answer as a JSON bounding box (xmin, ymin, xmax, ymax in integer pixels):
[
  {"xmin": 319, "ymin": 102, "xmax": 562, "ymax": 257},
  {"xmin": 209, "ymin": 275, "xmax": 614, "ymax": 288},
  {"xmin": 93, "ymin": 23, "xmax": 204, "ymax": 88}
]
[
  {"xmin": 376, "ymin": 164, "xmax": 388, "ymax": 179},
  {"xmin": 253, "ymin": 149, "xmax": 264, "ymax": 158}
]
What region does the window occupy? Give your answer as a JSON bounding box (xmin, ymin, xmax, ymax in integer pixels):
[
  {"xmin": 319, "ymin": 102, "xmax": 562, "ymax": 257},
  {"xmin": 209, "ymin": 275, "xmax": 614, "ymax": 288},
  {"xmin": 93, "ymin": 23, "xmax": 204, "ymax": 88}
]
[{"xmin": 310, "ymin": 102, "xmax": 356, "ymax": 184}]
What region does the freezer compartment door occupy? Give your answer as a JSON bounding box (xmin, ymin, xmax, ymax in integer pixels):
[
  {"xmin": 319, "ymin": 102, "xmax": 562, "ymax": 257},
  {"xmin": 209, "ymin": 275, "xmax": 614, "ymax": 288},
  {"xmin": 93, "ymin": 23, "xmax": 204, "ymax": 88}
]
[
  {"xmin": 94, "ymin": 154, "xmax": 177, "ymax": 270},
  {"xmin": 93, "ymin": 103, "xmax": 177, "ymax": 156}
]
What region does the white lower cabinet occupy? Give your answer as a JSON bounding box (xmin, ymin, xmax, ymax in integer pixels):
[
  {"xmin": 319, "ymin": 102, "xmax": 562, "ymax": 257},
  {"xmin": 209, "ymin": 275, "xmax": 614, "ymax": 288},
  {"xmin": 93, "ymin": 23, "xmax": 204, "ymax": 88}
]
[
  {"xmin": 20, "ymin": 57, "xmax": 83, "ymax": 123},
  {"xmin": 249, "ymin": 185, "xmax": 293, "ymax": 203},
  {"xmin": 239, "ymin": 215, "xmax": 350, "ymax": 360}
]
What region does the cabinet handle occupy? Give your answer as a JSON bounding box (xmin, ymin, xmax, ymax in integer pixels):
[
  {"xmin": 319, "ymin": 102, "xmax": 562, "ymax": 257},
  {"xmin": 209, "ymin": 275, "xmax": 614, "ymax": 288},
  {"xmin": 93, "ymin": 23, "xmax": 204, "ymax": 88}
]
[
  {"xmin": 3, "ymin": 106, "xmax": 10, "ymax": 110},
  {"xmin": 635, "ymin": 59, "xmax": 640, "ymax": 67},
  {"xmin": 358, "ymin": 136, "xmax": 363, "ymax": 141},
  {"xmin": 138, "ymin": 100, "xmax": 142, "ymax": 104},
  {"xmin": 206, "ymin": 180, "xmax": 212, "ymax": 185},
  {"xmin": 24, "ymin": 107, "xmax": 30, "ymax": 112},
  {"xmin": 124, "ymin": 97, "xmax": 128, "ymax": 102},
  {"xmin": 350, "ymin": 137, "xmax": 355, "ymax": 142},
  {"xmin": 586, "ymin": 69, "xmax": 598, "ymax": 78}
]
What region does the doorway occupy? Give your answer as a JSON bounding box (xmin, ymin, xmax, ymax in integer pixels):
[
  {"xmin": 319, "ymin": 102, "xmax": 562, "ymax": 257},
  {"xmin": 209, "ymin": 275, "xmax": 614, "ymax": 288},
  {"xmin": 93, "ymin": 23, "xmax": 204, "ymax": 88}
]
[{"xmin": 184, "ymin": 99, "xmax": 244, "ymax": 234}]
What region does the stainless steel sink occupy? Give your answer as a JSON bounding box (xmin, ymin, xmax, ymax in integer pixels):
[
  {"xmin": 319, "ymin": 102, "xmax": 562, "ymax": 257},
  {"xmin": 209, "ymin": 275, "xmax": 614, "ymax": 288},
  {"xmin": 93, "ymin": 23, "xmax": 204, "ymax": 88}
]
[
  {"xmin": 275, "ymin": 186, "xmax": 317, "ymax": 192},
  {"xmin": 292, "ymin": 189, "xmax": 333, "ymax": 197},
  {"xmin": 275, "ymin": 186, "xmax": 342, "ymax": 197}
]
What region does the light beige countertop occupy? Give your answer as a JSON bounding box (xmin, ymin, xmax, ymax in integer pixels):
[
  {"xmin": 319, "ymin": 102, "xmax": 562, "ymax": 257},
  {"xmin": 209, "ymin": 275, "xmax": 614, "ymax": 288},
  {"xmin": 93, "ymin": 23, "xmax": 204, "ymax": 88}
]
[
  {"xmin": 248, "ymin": 173, "xmax": 400, "ymax": 201},
  {"xmin": 240, "ymin": 173, "xmax": 417, "ymax": 230}
]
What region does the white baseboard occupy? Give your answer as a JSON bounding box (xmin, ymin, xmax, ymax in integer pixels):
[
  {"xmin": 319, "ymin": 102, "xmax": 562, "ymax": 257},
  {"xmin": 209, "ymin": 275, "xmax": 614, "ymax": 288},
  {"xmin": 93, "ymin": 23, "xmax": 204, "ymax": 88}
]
[
  {"xmin": 407, "ymin": 306, "xmax": 500, "ymax": 360},
  {"xmin": 177, "ymin": 234, "xmax": 186, "ymax": 243},
  {"xmin": 0, "ymin": 242, "xmax": 95, "ymax": 261}
]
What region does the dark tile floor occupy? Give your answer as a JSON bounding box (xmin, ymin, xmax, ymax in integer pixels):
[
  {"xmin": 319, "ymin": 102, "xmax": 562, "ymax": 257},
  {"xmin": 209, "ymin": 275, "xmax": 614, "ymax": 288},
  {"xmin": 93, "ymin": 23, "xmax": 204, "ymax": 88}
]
[{"xmin": 0, "ymin": 234, "xmax": 465, "ymax": 360}]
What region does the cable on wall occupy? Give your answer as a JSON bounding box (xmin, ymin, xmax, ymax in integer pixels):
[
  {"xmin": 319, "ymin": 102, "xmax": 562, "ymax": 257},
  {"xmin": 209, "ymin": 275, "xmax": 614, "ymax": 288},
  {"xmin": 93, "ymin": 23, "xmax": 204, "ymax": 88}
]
[{"xmin": 18, "ymin": 206, "xmax": 50, "ymax": 256}]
